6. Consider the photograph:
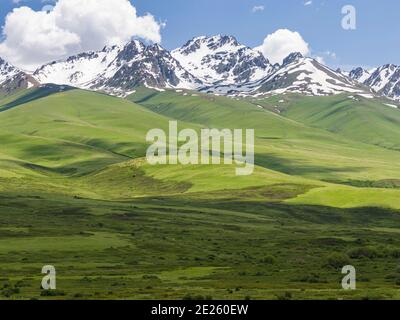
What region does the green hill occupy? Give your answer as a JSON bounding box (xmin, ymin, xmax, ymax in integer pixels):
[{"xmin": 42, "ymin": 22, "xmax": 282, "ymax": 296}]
[
  {"xmin": 128, "ymin": 88, "xmax": 400, "ymax": 184},
  {"xmin": 1, "ymin": 88, "xmax": 400, "ymax": 300},
  {"xmin": 252, "ymin": 93, "xmax": 400, "ymax": 151}
]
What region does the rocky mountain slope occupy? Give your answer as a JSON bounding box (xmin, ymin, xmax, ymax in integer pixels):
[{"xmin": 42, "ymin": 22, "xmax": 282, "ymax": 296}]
[
  {"xmin": 34, "ymin": 40, "xmax": 202, "ymax": 96},
  {"xmin": 206, "ymin": 53, "xmax": 367, "ymax": 97},
  {"xmin": 171, "ymin": 35, "xmax": 276, "ymax": 86},
  {"xmin": 0, "ymin": 58, "xmax": 38, "ymax": 95},
  {"xmin": 350, "ymin": 65, "xmax": 400, "ymax": 101}
]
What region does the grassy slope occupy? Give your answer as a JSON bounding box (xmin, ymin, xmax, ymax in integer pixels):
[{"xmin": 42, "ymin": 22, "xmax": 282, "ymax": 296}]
[
  {"xmin": 1, "ymin": 88, "xmax": 400, "ymax": 299},
  {"xmin": 128, "ymin": 89, "xmax": 400, "ymax": 179},
  {"xmin": 0, "ymin": 89, "xmax": 175, "ymax": 175},
  {"xmin": 128, "ymin": 88, "xmax": 400, "ymax": 207},
  {"xmin": 2, "ymin": 86, "xmax": 400, "ymax": 210},
  {"xmin": 0, "ymin": 88, "xmax": 316, "ymax": 199},
  {"xmin": 253, "ymin": 93, "xmax": 400, "ymax": 151}
]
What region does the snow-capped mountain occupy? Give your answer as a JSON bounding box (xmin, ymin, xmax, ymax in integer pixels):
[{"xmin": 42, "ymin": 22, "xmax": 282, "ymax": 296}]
[
  {"xmin": 0, "ymin": 57, "xmax": 38, "ymax": 95},
  {"xmin": 89, "ymin": 43, "xmax": 202, "ymax": 95},
  {"xmin": 172, "ymin": 35, "xmax": 276, "ymax": 86},
  {"xmin": 350, "ymin": 64, "xmax": 400, "ymax": 101},
  {"xmin": 205, "ymin": 53, "xmax": 366, "ymax": 97},
  {"xmin": 256, "ymin": 54, "xmax": 364, "ymax": 96},
  {"xmin": 1, "ymin": 35, "xmax": 398, "ymax": 101},
  {"xmin": 34, "ymin": 40, "xmax": 202, "ymax": 96}
]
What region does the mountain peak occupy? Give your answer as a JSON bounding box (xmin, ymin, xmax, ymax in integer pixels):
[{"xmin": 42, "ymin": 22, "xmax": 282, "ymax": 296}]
[
  {"xmin": 0, "ymin": 57, "xmax": 19, "ymax": 81},
  {"xmin": 147, "ymin": 43, "xmax": 166, "ymax": 53},
  {"xmin": 0, "ymin": 57, "xmax": 38, "ymax": 94},
  {"xmin": 191, "ymin": 34, "xmax": 238, "ymax": 43},
  {"xmin": 209, "ymin": 34, "xmax": 239, "ymax": 45},
  {"xmin": 172, "ymin": 35, "xmax": 273, "ymax": 86},
  {"xmin": 178, "ymin": 35, "xmax": 242, "ymax": 56},
  {"xmin": 362, "ymin": 64, "xmax": 400, "ymax": 100},
  {"xmin": 282, "ymin": 52, "xmax": 304, "ymax": 66}
]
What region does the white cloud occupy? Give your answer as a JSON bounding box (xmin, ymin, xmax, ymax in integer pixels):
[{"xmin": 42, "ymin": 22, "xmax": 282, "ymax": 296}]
[
  {"xmin": 324, "ymin": 51, "xmax": 337, "ymax": 59},
  {"xmin": 313, "ymin": 51, "xmax": 337, "ymax": 64},
  {"xmin": 252, "ymin": 5, "xmax": 265, "ymax": 13},
  {"xmin": 304, "ymin": 1, "xmax": 313, "ymax": 6},
  {"xmin": 0, "ymin": 0, "xmax": 163, "ymax": 70},
  {"xmin": 255, "ymin": 29, "xmax": 310, "ymax": 65}
]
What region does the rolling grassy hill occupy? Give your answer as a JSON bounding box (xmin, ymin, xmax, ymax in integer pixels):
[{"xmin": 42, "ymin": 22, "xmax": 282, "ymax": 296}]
[
  {"xmin": 128, "ymin": 88, "xmax": 400, "ymax": 184},
  {"xmin": 252, "ymin": 93, "xmax": 400, "ymax": 151},
  {"xmin": 1, "ymin": 87, "xmax": 400, "ymax": 300}
]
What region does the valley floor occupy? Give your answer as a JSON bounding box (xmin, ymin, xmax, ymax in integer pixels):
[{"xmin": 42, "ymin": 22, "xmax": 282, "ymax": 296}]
[{"xmin": 1, "ymin": 190, "xmax": 400, "ymax": 300}]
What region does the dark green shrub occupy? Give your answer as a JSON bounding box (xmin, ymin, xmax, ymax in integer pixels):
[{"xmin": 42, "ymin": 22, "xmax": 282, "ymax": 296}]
[
  {"xmin": 347, "ymin": 247, "xmax": 379, "ymax": 259},
  {"xmin": 259, "ymin": 256, "xmax": 276, "ymax": 265},
  {"xmin": 40, "ymin": 290, "xmax": 66, "ymax": 297},
  {"xmin": 326, "ymin": 252, "xmax": 351, "ymax": 268}
]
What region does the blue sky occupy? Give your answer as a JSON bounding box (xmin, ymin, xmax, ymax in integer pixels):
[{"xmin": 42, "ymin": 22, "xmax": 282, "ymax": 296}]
[{"xmin": 1, "ymin": 0, "xmax": 399, "ymax": 69}]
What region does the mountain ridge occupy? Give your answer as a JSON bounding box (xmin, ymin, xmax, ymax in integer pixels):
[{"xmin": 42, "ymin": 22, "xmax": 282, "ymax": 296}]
[
  {"xmin": 349, "ymin": 64, "xmax": 400, "ymax": 101},
  {"xmin": 0, "ymin": 35, "xmax": 398, "ymax": 101}
]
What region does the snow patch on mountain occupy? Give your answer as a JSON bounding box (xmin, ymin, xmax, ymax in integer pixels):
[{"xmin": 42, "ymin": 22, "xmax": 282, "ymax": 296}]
[
  {"xmin": 172, "ymin": 35, "xmax": 275, "ymax": 86},
  {"xmin": 350, "ymin": 64, "xmax": 400, "ymax": 101},
  {"xmin": 33, "ymin": 44, "xmax": 125, "ymax": 88},
  {"xmin": 203, "ymin": 53, "xmax": 365, "ymax": 97}
]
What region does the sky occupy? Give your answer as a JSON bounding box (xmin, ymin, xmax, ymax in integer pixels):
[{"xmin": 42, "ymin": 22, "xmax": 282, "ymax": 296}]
[{"xmin": 0, "ymin": 0, "xmax": 399, "ymax": 70}]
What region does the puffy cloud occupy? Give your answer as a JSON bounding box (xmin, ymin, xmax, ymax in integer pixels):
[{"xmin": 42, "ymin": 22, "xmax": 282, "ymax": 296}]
[
  {"xmin": 0, "ymin": 0, "xmax": 163, "ymax": 69},
  {"xmin": 255, "ymin": 29, "xmax": 310, "ymax": 65}
]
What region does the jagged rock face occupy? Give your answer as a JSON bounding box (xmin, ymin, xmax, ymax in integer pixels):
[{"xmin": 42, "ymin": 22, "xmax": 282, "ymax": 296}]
[
  {"xmin": 0, "ymin": 58, "xmax": 19, "ymax": 83},
  {"xmin": 364, "ymin": 65, "xmax": 400, "ymax": 100},
  {"xmin": 91, "ymin": 44, "xmax": 201, "ymax": 94},
  {"xmin": 0, "ymin": 58, "xmax": 38, "ymax": 95},
  {"xmin": 0, "ymin": 73, "xmax": 39, "ymax": 95},
  {"xmin": 172, "ymin": 35, "xmax": 275, "ymax": 85},
  {"xmin": 349, "ymin": 67, "xmax": 371, "ymax": 82},
  {"xmin": 282, "ymin": 52, "xmax": 304, "ymax": 67},
  {"xmin": 349, "ymin": 65, "xmax": 400, "ymax": 100}
]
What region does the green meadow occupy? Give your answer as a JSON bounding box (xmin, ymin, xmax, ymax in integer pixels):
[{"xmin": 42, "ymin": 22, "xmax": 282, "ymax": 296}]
[{"xmin": 0, "ymin": 86, "xmax": 400, "ymax": 300}]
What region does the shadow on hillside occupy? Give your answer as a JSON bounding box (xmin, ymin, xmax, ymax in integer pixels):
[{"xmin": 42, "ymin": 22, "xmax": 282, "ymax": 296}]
[
  {"xmin": 256, "ymin": 153, "xmax": 365, "ymax": 177},
  {"xmin": 0, "ymin": 84, "xmax": 75, "ymax": 112}
]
